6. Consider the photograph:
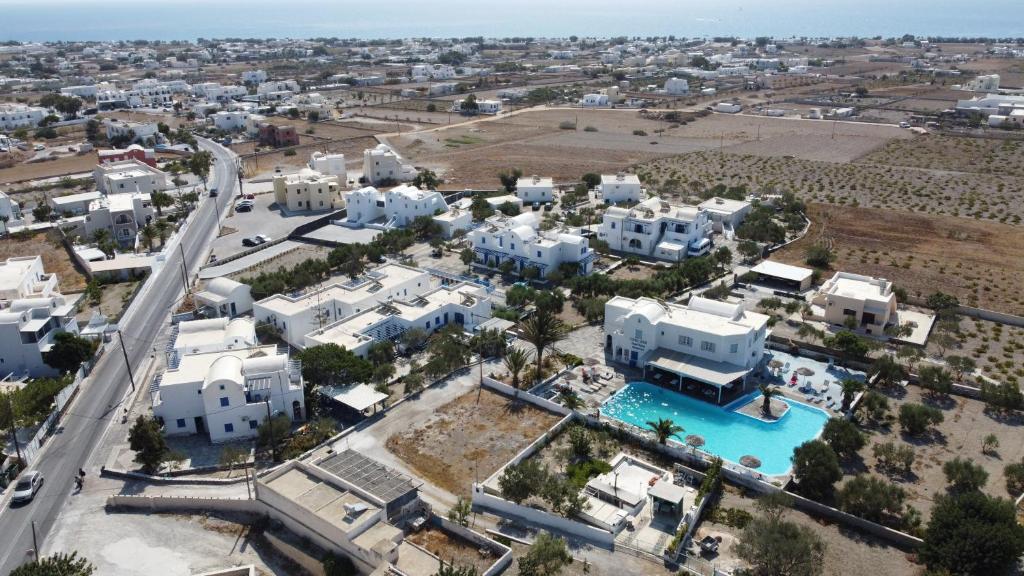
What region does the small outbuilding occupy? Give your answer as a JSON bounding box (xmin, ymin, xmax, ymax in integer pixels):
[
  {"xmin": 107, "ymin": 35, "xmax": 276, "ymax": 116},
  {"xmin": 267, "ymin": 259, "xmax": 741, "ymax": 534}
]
[
  {"xmin": 195, "ymin": 277, "xmax": 254, "ymax": 318},
  {"xmin": 750, "ymin": 261, "xmax": 814, "ymax": 292}
]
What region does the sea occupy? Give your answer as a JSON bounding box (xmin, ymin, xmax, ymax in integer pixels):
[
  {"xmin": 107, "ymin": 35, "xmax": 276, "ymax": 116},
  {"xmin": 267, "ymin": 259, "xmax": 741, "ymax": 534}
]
[{"xmin": 0, "ymin": 0, "xmax": 1021, "ymax": 43}]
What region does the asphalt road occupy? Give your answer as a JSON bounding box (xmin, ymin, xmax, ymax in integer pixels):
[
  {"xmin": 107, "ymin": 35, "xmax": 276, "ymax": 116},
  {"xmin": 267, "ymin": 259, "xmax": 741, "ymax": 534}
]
[{"xmin": 0, "ymin": 137, "xmax": 238, "ymax": 574}]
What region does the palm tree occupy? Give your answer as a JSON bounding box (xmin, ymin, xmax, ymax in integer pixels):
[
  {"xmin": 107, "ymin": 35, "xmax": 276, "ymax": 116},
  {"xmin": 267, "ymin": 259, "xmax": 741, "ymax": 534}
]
[
  {"xmin": 840, "ymin": 379, "xmax": 865, "ymax": 411},
  {"xmin": 154, "ymin": 219, "xmax": 171, "ymax": 247},
  {"xmin": 150, "ymin": 191, "xmax": 173, "ymax": 216},
  {"xmin": 558, "ymin": 389, "xmax": 584, "ymax": 411},
  {"xmin": 503, "ymin": 347, "xmax": 532, "ymax": 397},
  {"xmin": 647, "ymin": 418, "xmax": 684, "ymax": 445},
  {"xmin": 520, "ymin": 308, "xmax": 568, "ymax": 384},
  {"xmin": 139, "ymin": 223, "xmax": 157, "ymax": 252},
  {"xmin": 759, "ymin": 383, "xmax": 780, "ymax": 416}
]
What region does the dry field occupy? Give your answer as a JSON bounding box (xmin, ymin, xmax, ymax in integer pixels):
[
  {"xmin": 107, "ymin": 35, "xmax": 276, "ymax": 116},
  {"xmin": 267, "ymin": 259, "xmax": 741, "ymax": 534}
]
[
  {"xmin": 925, "ymin": 316, "xmax": 1024, "ymax": 386},
  {"xmin": 0, "ymin": 230, "xmax": 87, "ymax": 292},
  {"xmin": 0, "ymin": 152, "xmax": 99, "ymax": 185},
  {"xmin": 638, "ymin": 148, "xmax": 1024, "ymax": 224},
  {"xmin": 772, "ymin": 203, "xmax": 1024, "ymax": 315},
  {"xmin": 859, "ymin": 135, "xmax": 1024, "ymax": 178},
  {"xmin": 849, "ymin": 386, "xmax": 1024, "ymax": 521},
  {"xmin": 406, "ymin": 527, "xmax": 495, "ymax": 575},
  {"xmin": 385, "ymin": 388, "xmax": 562, "ymax": 495}
]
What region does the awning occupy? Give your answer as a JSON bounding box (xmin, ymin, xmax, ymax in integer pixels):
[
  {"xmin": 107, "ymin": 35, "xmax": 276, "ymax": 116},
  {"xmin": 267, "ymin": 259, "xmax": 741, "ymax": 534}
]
[
  {"xmin": 649, "ymin": 479, "xmax": 688, "ymax": 506},
  {"xmin": 646, "ymin": 348, "xmax": 750, "ymax": 387},
  {"xmin": 319, "ymin": 383, "xmax": 387, "ymax": 412}
]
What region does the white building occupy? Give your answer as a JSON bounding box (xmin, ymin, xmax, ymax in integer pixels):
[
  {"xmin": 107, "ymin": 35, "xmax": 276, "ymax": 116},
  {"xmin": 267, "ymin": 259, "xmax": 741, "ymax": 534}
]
[
  {"xmin": 598, "ymin": 197, "xmax": 711, "ymax": 261},
  {"xmin": 305, "ymin": 282, "xmax": 491, "ymax": 358},
  {"xmin": 211, "ymin": 110, "xmax": 253, "ymax": 131},
  {"xmin": 169, "ymin": 317, "xmax": 257, "ymax": 360},
  {"xmin": 811, "ymin": 272, "xmax": 898, "ymax": 335},
  {"xmin": 254, "ymin": 263, "xmax": 434, "ymax": 348},
  {"xmin": 0, "ymin": 104, "xmax": 46, "ymax": 130},
  {"xmin": 0, "ymin": 256, "xmax": 81, "ymax": 378},
  {"xmin": 102, "ymin": 118, "xmax": 159, "ymax": 144},
  {"xmin": 152, "ymin": 345, "xmax": 305, "ymax": 443},
  {"xmin": 714, "ymin": 102, "xmax": 742, "ymax": 113},
  {"xmin": 664, "ymin": 77, "xmax": 690, "ymax": 96},
  {"xmin": 309, "ymin": 152, "xmax": 347, "ymax": 181},
  {"xmin": 194, "ymin": 277, "xmax": 254, "ymax": 319},
  {"xmin": 604, "ymin": 296, "xmax": 769, "ymax": 404},
  {"xmin": 61, "ymin": 85, "xmax": 98, "ymax": 99},
  {"xmin": 257, "ymin": 79, "xmax": 300, "ymax": 97},
  {"xmin": 362, "ymin": 144, "xmax": 417, "ymax": 185},
  {"xmin": 93, "ymin": 159, "xmax": 168, "ymax": 194},
  {"xmin": 273, "ymin": 169, "xmax": 342, "ymax": 213},
  {"xmin": 0, "ymin": 191, "xmax": 24, "ymax": 234},
  {"xmin": 599, "ymin": 173, "xmax": 643, "ymax": 204},
  {"xmin": 79, "ymin": 193, "xmax": 155, "ymax": 248},
  {"xmin": 241, "ymin": 69, "xmax": 268, "ymax": 84},
  {"xmin": 697, "ymin": 197, "xmax": 752, "ymax": 232},
  {"xmin": 581, "ymin": 93, "xmax": 609, "ymax": 107},
  {"xmin": 468, "ymin": 212, "xmax": 595, "ymax": 277},
  {"xmin": 452, "ymin": 98, "xmax": 502, "ymax": 114},
  {"xmin": 344, "ymin": 184, "xmax": 449, "ymax": 228},
  {"xmin": 515, "ymin": 175, "xmax": 554, "ymax": 204}
]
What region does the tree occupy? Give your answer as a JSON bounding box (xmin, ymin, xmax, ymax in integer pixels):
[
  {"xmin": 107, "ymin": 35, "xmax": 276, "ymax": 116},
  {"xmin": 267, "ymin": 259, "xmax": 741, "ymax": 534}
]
[
  {"xmin": 824, "ymin": 330, "xmax": 871, "ymax": 364},
  {"xmin": 735, "ymin": 495, "xmax": 825, "ymax": 576},
  {"xmin": 821, "ymin": 418, "xmax": 865, "ymax": 460},
  {"xmin": 646, "ymin": 417, "xmax": 684, "ymax": 444},
  {"xmin": 898, "ymin": 403, "xmax": 944, "ymax": 437},
  {"xmin": 459, "ymin": 248, "xmax": 475, "ymax": 270},
  {"xmin": 581, "ymin": 173, "xmax": 601, "ymax": 189},
  {"xmin": 517, "ymin": 532, "xmax": 572, "ymax": 576},
  {"xmin": 944, "ymin": 355, "xmax": 975, "ymax": 382},
  {"xmin": 918, "ymin": 365, "xmax": 952, "ymax": 397},
  {"xmin": 128, "ymin": 415, "xmax": 169, "ymax": 474},
  {"xmin": 737, "ymin": 239, "xmax": 760, "ymax": 262},
  {"xmin": 840, "ymin": 378, "xmax": 864, "ymax": 411},
  {"xmin": 321, "ymin": 552, "xmax": 357, "ymax": 576},
  {"xmin": 32, "ymin": 203, "xmax": 53, "ymax": 222},
  {"xmin": 297, "ymin": 344, "xmax": 373, "ymax": 388},
  {"xmin": 150, "ymin": 191, "xmax": 173, "ymax": 216},
  {"xmin": 469, "ymin": 328, "xmax": 507, "ymax": 359},
  {"xmin": 804, "ymin": 243, "xmax": 833, "ymax": 268},
  {"xmin": 367, "ymin": 341, "xmax": 396, "ymax": 367},
  {"xmin": 400, "ymin": 327, "xmax": 429, "ymax": 352},
  {"xmin": 91, "ymin": 228, "xmax": 116, "ymax": 257},
  {"xmin": 837, "ymin": 475, "xmax": 906, "ymax": 524},
  {"xmin": 791, "ymin": 440, "xmax": 841, "ymax": 500},
  {"xmin": 412, "ymin": 169, "xmax": 440, "ymax": 190},
  {"xmin": 503, "ymin": 347, "xmax": 532, "ymax": 397},
  {"xmin": 140, "ymin": 223, "xmax": 157, "ymax": 251},
  {"xmin": 461, "ymin": 93, "xmax": 479, "ymax": 114},
  {"xmin": 257, "ymin": 413, "xmax": 291, "ymax": 459},
  {"xmin": 519, "ymin": 308, "xmax": 567, "ymax": 384},
  {"xmin": 188, "ymin": 150, "xmax": 214, "ymax": 188},
  {"xmin": 43, "ymin": 332, "xmax": 96, "ymax": 374},
  {"xmin": 943, "ymin": 457, "xmax": 989, "ymax": 493},
  {"xmin": 1004, "ymin": 460, "xmax": 1024, "ymax": 495},
  {"xmin": 713, "ymin": 245, "xmax": 732, "ymax": 267},
  {"xmin": 219, "ymin": 444, "xmax": 248, "ymax": 478},
  {"xmin": 85, "ymin": 119, "xmax": 100, "ymax": 142},
  {"xmin": 980, "ymin": 381, "xmax": 1023, "ymax": 413},
  {"xmin": 447, "ymin": 496, "xmax": 472, "ymax": 527},
  {"xmin": 920, "ymin": 491, "xmax": 1024, "ymax": 575},
  {"xmin": 926, "ymin": 291, "xmax": 959, "ymax": 317},
  {"xmin": 758, "ymin": 383, "xmax": 780, "ymax": 416},
  {"xmin": 154, "ymin": 219, "xmax": 172, "ymax": 247},
  {"xmin": 498, "ymin": 459, "xmax": 548, "ymax": 504},
  {"xmin": 10, "ymin": 552, "xmax": 95, "ymax": 576},
  {"xmin": 869, "ymin": 355, "xmax": 905, "ymax": 389},
  {"xmin": 873, "ymin": 442, "xmax": 915, "ymax": 476},
  {"xmin": 498, "ymin": 168, "xmax": 522, "ymax": 193},
  {"xmin": 426, "ymin": 325, "xmax": 471, "ymax": 375}
]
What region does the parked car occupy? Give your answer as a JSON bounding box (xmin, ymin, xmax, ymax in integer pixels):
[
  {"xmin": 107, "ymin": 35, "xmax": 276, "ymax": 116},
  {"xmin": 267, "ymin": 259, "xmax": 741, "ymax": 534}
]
[
  {"xmin": 532, "ymin": 202, "xmax": 541, "ymax": 211},
  {"xmin": 254, "ymin": 234, "xmax": 271, "ymax": 244},
  {"xmin": 235, "ymin": 200, "xmax": 254, "ymax": 210},
  {"xmin": 209, "ymin": 188, "xmax": 219, "ymax": 197},
  {"xmin": 898, "ymin": 121, "xmax": 910, "ymax": 128},
  {"xmin": 11, "ymin": 471, "xmax": 43, "ymax": 504},
  {"xmin": 242, "ymin": 237, "xmax": 259, "ymax": 247},
  {"xmin": 33, "ymin": 144, "xmax": 44, "ymax": 151},
  {"xmin": 235, "ymin": 204, "xmax": 253, "ymax": 212}
]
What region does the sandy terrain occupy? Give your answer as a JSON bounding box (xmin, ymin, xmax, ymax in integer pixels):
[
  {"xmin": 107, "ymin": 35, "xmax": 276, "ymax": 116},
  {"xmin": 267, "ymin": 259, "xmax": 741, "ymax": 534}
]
[
  {"xmin": 772, "ymin": 203, "xmax": 1024, "ymax": 315},
  {"xmin": 0, "ymin": 152, "xmax": 99, "ymax": 185},
  {"xmin": 386, "ymin": 388, "xmax": 562, "ymax": 495},
  {"xmin": 0, "ymin": 230, "xmax": 87, "ymax": 293},
  {"xmin": 859, "ymin": 135, "xmax": 1024, "ymax": 178},
  {"xmin": 925, "ymin": 316, "xmax": 1024, "ymax": 387}
]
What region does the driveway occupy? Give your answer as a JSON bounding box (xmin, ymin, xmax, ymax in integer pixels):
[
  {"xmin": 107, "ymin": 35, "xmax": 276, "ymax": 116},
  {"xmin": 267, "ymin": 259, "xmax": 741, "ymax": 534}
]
[{"xmin": 209, "ymin": 187, "xmax": 327, "ymax": 261}]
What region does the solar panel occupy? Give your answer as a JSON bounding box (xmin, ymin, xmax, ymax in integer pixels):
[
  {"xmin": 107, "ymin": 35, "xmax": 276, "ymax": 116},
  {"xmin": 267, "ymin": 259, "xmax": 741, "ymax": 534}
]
[{"xmin": 316, "ymin": 449, "xmax": 418, "ymax": 504}]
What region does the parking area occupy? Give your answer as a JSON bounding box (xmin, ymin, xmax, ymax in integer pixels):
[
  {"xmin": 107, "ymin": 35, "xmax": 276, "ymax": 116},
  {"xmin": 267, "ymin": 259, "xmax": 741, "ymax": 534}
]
[
  {"xmin": 300, "ymin": 224, "xmax": 381, "ymax": 245},
  {"xmin": 208, "ymin": 184, "xmax": 327, "ymax": 261}
]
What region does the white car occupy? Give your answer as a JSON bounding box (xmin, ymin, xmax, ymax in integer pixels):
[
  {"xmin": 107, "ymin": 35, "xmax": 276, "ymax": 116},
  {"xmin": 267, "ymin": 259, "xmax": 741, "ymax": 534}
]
[
  {"xmin": 11, "ymin": 471, "xmax": 43, "ymax": 504},
  {"xmin": 33, "ymin": 144, "xmax": 44, "ymax": 151},
  {"xmin": 254, "ymin": 234, "xmax": 271, "ymax": 244}
]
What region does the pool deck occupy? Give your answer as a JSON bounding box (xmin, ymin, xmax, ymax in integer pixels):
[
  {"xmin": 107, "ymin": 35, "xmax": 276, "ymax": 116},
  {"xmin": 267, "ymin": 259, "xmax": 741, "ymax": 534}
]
[{"xmin": 733, "ymin": 395, "xmax": 790, "ymax": 422}]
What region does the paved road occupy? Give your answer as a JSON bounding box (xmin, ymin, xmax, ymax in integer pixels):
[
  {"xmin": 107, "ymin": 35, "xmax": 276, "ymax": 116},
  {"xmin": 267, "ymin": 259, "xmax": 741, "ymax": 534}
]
[{"xmin": 0, "ymin": 137, "xmax": 238, "ymax": 574}]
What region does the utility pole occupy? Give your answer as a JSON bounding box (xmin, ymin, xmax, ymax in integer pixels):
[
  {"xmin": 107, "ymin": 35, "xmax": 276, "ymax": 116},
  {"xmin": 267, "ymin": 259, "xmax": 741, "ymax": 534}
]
[
  {"xmin": 4, "ymin": 394, "xmax": 21, "ymax": 461},
  {"xmin": 31, "ymin": 520, "xmax": 39, "ymax": 562},
  {"xmin": 178, "ymin": 243, "xmax": 190, "ymax": 295},
  {"xmin": 118, "ymin": 329, "xmax": 136, "ymax": 392}
]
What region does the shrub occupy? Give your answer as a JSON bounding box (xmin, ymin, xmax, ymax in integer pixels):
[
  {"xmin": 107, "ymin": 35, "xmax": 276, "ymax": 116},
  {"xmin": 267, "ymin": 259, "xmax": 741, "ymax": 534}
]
[
  {"xmin": 837, "ymin": 475, "xmax": 906, "ymax": 525},
  {"xmin": 558, "ymin": 121, "xmax": 576, "ymax": 130},
  {"xmin": 943, "ymin": 457, "xmax": 989, "ymax": 493},
  {"xmin": 632, "ymin": 129, "xmax": 647, "ymax": 136},
  {"xmin": 821, "ymin": 418, "xmax": 865, "ymax": 460},
  {"xmin": 565, "ymin": 459, "xmax": 612, "ymax": 488},
  {"xmin": 583, "ymin": 125, "xmax": 598, "ymax": 132},
  {"xmin": 1004, "ymin": 460, "xmax": 1024, "ymax": 495},
  {"xmin": 898, "ymin": 403, "xmax": 944, "ymax": 436},
  {"xmin": 873, "ymin": 442, "xmax": 915, "ymax": 476}
]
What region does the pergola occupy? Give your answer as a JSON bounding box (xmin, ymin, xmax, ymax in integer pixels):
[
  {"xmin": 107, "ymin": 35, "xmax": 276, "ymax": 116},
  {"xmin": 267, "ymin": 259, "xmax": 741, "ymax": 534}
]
[{"xmin": 644, "ymin": 348, "xmax": 751, "ymax": 405}]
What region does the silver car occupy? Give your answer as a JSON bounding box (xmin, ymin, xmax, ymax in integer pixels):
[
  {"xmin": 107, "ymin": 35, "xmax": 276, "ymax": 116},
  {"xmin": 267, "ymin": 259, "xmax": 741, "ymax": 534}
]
[{"xmin": 11, "ymin": 471, "xmax": 43, "ymax": 504}]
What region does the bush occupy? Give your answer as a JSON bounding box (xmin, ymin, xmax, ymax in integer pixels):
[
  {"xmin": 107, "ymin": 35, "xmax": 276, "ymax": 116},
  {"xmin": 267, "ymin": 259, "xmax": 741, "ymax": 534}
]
[
  {"xmin": 943, "ymin": 457, "xmax": 988, "ymax": 493},
  {"xmin": 873, "ymin": 442, "xmax": 915, "ymax": 476},
  {"xmin": 583, "ymin": 125, "xmax": 598, "ymax": 132},
  {"xmin": 565, "ymin": 459, "xmax": 612, "ymax": 488},
  {"xmin": 1004, "ymin": 460, "xmax": 1024, "ymax": 495},
  {"xmin": 804, "ymin": 243, "xmax": 834, "ymax": 268},
  {"xmin": 632, "ymin": 129, "xmax": 647, "ymax": 136},
  {"xmin": 558, "ymin": 121, "xmax": 576, "ymax": 130},
  {"xmin": 898, "ymin": 403, "xmax": 944, "ymax": 436},
  {"xmin": 838, "ymin": 474, "xmax": 906, "ymax": 525},
  {"xmin": 821, "ymin": 418, "xmax": 865, "ymax": 460}
]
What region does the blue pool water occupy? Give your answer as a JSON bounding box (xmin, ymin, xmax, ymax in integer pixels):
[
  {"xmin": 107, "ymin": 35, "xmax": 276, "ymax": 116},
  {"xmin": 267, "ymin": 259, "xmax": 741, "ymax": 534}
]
[{"xmin": 602, "ymin": 382, "xmax": 829, "ymax": 476}]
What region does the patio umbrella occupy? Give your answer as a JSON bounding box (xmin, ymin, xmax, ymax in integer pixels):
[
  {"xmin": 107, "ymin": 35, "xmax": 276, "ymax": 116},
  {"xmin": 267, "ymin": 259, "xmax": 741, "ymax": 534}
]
[
  {"xmin": 685, "ymin": 435, "xmax": 705, "ymax": 448},
  {"xmin": 796, "ymin": 367, "xmax": 815, "ymax": 376},
  {"xmin": 740, "ymin": 455, "xmax": 762, "ymax": 469}
]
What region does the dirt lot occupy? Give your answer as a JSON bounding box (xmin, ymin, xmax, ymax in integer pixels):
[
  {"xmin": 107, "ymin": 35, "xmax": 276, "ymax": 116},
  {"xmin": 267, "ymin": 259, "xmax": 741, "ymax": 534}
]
[
  {"xmin": 699, "ymin": 486, "xmax": 919, "ymax": 576},
  {"xmin": 226, "ymin": 244, "xmax": 331, "ymax": 281},
  {"xmin": 772, "ymin": 203, "xmax": 1024, "ymax": 315},
  {"xmin": 406, "ymin": 527, "xmax": 495, "ymax": 575},
  {"xmin": 75, "ymin": 280, "xmax": 140, "ymax": 324},
  {"xmin": 0, "ymin": 151, "xmax": 99, "ymax": 185},
  {"xmin": 926, "ymin": 316, "xmax": 1024, "ymax": 386},
  {"xmin": 386, "ymin": 388, "xmax": 562, "ymax": 495},
  {"xmin": 0, "ymin": 230, "xmax": 87, "ymax": 292},
  {"xmin": 848, "ymin": 386, "xmax": 1024, "ymax": 521}
]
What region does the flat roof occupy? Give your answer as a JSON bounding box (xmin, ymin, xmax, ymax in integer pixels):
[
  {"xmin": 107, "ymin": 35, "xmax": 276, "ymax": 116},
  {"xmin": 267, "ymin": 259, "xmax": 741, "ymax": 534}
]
[
  {"xmin": 649, "ymin": 479, "xmax": 689, "ymax": 505},
  {"xmin": 320, "ymin": 383, "xmax": 387, "ymax": 412},
  {"xmin": 316, "ymin": 449, "xmax": 419, "ymax": 505},
  {"xmin": 256, "ymin": 263, "xmax": 429, "ymax": 316},
  {"xmin": 751, "ymin": 260, "xmax": 813, "ymax": 283},
  {"xmin": 264, "ymin": 468, "xmax": 379, "ymax": 535},
  {"xmin": 698, "ymin": 196, "xmax": 751, "ymax": 214},
  {"xmin": 51, "ymin": 191, "xmax": 102, "ymax": 205},
  {"xmin": 646, "ymin": 348, "xmax": 751, "ymax": 387}
]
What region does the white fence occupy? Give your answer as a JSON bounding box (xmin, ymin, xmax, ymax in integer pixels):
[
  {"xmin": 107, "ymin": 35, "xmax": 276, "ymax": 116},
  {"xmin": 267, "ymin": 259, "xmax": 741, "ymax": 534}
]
[
  {"xmin": 21, "ymin": 364, "xmax": 87, "ymax": 465},
  {"xmin": 471, "ymin": 485, "xmax": 617, "ymax": 547}
]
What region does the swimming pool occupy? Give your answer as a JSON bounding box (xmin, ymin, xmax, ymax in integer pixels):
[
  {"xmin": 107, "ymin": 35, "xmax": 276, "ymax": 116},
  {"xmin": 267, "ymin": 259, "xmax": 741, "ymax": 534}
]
[{"xmin": 601, "ymin": 382, "xmax": 830, "ymax": 476}]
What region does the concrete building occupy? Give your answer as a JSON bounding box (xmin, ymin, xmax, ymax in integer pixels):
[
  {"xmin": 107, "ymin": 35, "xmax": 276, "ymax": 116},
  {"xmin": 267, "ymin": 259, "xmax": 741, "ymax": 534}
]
[
  {"xmin": 256, "ymin": 122, "xmax": 299, "ymax": 148},
  {"xmin": 812, "ymin": 272, "xmax": 897, "ymax": 335},
  {"xmin": 599, "ymin": 173, "xmax": 643, "ymax": 204},
  {"xmin": 0, "ymin": 191, "xmax": 24, "ymax": 234},
  {"xmin": 212, "ymin": 110, "xmax": 254, "ymax": 131},
  {"xmin": 664, "ymin": 77, "xmax": 690, "ymax": 96},
  {"xmin": 697, "ymin": 197, "xmax": 752, "ymax": 232},
  {"xmin": 103, "ymin": 118, "xmax": 159, "ymax": 144},
  {"xmin": 515, "ymin": 175, "xmax": 554, "ymax": 204},
  {"xmin": 194, "ymin": 277, "xmax": 254, "ymax": 319},
  {"xmin": 344, "ymin": 184, "xmax": 449, "ymax": 228},
  {"xmin": 169, "ymin": 317, "xmax": 258, "ymax": 360},
  {"xmin": 362, "ymin": 144, "xmax": 417, "ymax": 185},
  {"xmin": 81, "ymin": 193, "xmax": 155, "ymax": 248},
  {"xmin": 49, "ymin": 191, "xmax": 103, "ymax": 216},
  {"xmin": 598, "ymin": 197, "xmax": 711, "ymax": 262},
  {"xmin": 0, "ymin": 104, "xmax": 46, "ymax": 130},
  {"xmin": 254, "ymin": 263, "xmax": 434, "ymax": 348},
  {"xmin": 93, "ymin": 159, "xmax": 168, "ymax": 194},
  {"xmin": 152, "ymin": 344, "xmax": 305, "ymax": 442},
  {"xmin": 452, "ymin": 98, "xmax": 502, "ymax": 114},
  {"xmin": 257, "ymin": 79, "xmax": 300, "ymax": 97},
  {"xmin": 0, "ymin": 256, "xmax": 81, "ymax": 378},
  {"xmin": 241, "ymin": 70, "xmax": 267, "ymax": 84},
  {"xmin": 604, "ymin": 296, "xmax": 769, "ymax": 404},
  {"xmin": 468, "ymin": 212, "xmax": 595, "ymax": 277},
  {"xmin": 304, "ymin": 282, "xmax": 492, "ymax": 358},
  {"xmin": 309, "ymin": 152, "xmax": 347, "ymax": 180},
  {"xmin": 273, "ymin": 169, "xmax": 343, "ymax": 213},
  {"xmin": 97, "ymin": 144, "xmax": 157, "ymax": 167}
]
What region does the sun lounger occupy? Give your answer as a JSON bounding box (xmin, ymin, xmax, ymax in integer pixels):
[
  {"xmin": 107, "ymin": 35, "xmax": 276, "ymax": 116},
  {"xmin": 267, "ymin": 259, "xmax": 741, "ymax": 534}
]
[{"xmin": 813, "ymin": 397, "xmax": 823, "ymax": 404}]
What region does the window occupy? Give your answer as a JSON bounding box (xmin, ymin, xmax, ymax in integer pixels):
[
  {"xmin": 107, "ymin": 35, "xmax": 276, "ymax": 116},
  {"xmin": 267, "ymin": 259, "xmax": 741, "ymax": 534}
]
[
  {"xmin": 700, "ymin": 341, "xmax": 715, "ymax": 353},
  {"xmin": 611, "ymin": 222, "xmax": 616, "ymax": 229},
  {"xmin": 176, "ymin": 418, "xmax": 186, "ymax": 428},
  {"xmin": 634, "ymin": 329, "xmax": 643, "ymax": 339},
  {"xmin": 730, "ymin": 343, "xmax": 738, "ymax": 354},
  {"xmin": 219, "ymin": 397, "xmax": 230, "ymax": 407},
  {"xmin": 511, "ymin": 243, "xmax": 515, "ymax": 250},
  {"xmin": 249, "ymin": 420, "xmax": 259, "ymax": 430},
  {"xmin": 843, "ymin": 309, "xmax": 857, "ymax": 317},
  {"xmin": 536, "ymin": 250, "xmax": 542, "ymax": 258},
  {"xmin": 224, "ymin": 423, "xmax": 234, "ymax": 433},
  {"xmin": 678, "ymin": 335, "xmax": 692, "ymax": 347}
]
